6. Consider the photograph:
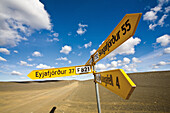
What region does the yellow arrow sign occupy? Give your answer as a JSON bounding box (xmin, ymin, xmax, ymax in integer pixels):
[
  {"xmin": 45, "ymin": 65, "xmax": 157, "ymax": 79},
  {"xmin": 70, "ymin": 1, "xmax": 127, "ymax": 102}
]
[
  {"xmin": 27, "ymin": 65, "xmax": 92, "ymax": 80},
  {"xmin": 94, "ymin": 69, "xmax": 136, "ymax": 99},
  {"xmin": 86, "ymin": 13, "xmax": 142, "ymax": 65}
]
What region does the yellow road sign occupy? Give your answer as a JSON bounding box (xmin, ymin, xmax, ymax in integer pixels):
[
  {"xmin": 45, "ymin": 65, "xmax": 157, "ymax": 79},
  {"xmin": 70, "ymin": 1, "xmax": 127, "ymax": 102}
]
[
  {"xmin": 86, "ymin": 13, "xmax": 142, "ymax": 65},
  {"xmin": 27, "ymin": 65, "xmax": 92, "ymax": 80},
  {"xmin": 94, "ymin": 69, "xmax": 136, "ymax": 99}
]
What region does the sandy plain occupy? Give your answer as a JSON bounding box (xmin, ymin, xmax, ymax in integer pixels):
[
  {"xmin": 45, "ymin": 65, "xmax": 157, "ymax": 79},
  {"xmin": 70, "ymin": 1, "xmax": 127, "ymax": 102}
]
[{"xmin": 0, "ymin": 71, "xmax": 170, "ymax": 113}]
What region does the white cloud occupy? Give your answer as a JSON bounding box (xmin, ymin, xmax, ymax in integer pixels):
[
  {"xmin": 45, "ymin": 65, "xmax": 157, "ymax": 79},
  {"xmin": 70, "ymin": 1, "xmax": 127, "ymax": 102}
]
[
  {"xmin": 77, "ymin": 28, "xmax": 87, "ymax": 35},
  {"xmin": 91, "ymin": 56, "xmax": 142, "ymax": 73},
  {"xmin": 95, "ymin": 57, "xmax": 134, "ymax": 71},
  {"xmin": 111, "ymin": 61, "xmax": 118, "ymax": 68},
  {"xmin": 95, "ymin": 64, "xmax": 107, "ymax": 70},
  {"xmin": 60, "ymin": 45, "xmax": 72, "ymax": 54},
  {"xmin": 95, "ymin": 63, "xmax": 112, "ymax": 71},
  {"xmin": 158, "ymin": 0, "xmax": 169, "ymax": 6},
  {"xmin": 47, "ymin": 38, "xmax": 59, "ymax": 42},
  {"xmin": 0, "ymin": 48, "xmax": 10, "ymax": 55},
  {"xmin": 137, "ymin": 47, "xmax": 170, "ymax": 70},
  {"xmin": 123, "ymin": 64, "xmax": 137, "ymax": 72},
  {"xmin": 150, "ymin": 14, "xmax": 169, "ymax": 30},
  {"xmin": 153, "ymin": 65, "xmax": 159, "ymax": 69},
  {"xmin": 53, "ymin": 33, "xmax": 59, "ymax": 37},
  {"xmin": 117, "ymin": 60, "xmax": 122, "ymax": 66},
  {"xmin": 68, "ymin": 60, "xmax": 72, "ymax": 64},
  {"xmin": 68, "ymin": 32, "xmax": 72, "ymax": 36},
  {"xmin": 14, "ymin": 50, "xmax": 18, "ymax": 53},
  {"xmin": 165, "ymin": 6, "xmax": 170, "ymax": 13},
  {"xmin": 78, "ymin": 45, "xmax": 82, "ymax": 49},
  {"xmin": 53, "ymin": 38, "xmax": 59, "ymax": 41},
  {"xmin": 11, "ymin": 71, "xmax": 22, "ymax": 75},
  {"xmin": 149, "ymin": 24, "xmax": 157, "ymax": 30},
  {"xmin": 32, "ymin": 51, "xmax": 42, "ymax": 57},
  {"xmin": 90, "ymin": 49, "xmax": 96, "ymax": 55},
  {"xmin": 123, "ymin": 57, "xmax": 131, "ymax": 64},
  {"xmin": 117, "ymin": 60, "xmax": 122, "ymax": 63},
  {"xmin": 76, "ymin": 23, "xmax": 88, "ymax": 35},
  {"xmin": 19, "ymin": 60, "xmax": 33, "ymax": 66},
  {"xmin": 78, "ymin": 23, "xmax": 88, "ymax": 27},
  {"xmin": 78, "ymin": 53, "xmax": 82, "ymax": 56},
  {"xmin": 36, "ymin": 64, "xmax": 52, "ymax": 69},
  {"xmin": 56, "ymin": 57, "xmax": 68, "ymax": 61},
  {"xmin": 55, "ymin": 63, "xmax": 58, "ymax": 65},
  {"xmin": 0, "ymin": 56, "xmax": 7, "ymax": 61},
  {"xmin": 164, "ymin": 47, "xmax": 170, "ymax": 54},
  {"xmin": 110, "ymin": 57, "xmax": 117, "ymax": 61},
  {"xmin": 117, "ymin": 63, "xmax": 122, "ymax": 67},
  {"xmin": 151, "ymin": 6, "xmax": 162, "ymax": 12},
  {"xmin": 148, "ymin": 14, "xmax": 168, "ymax": 30},
  {"xmin": 143, "ymin": 0, "xmax": 170, "ymax": 30},
  {"xmin": 106, "ymin": 64, "xmax": 111, "ymax": 68},
  {"xmin": 132, "ymin": 57, "xmax": 142, "ymax": 63},
  {"xmin": 19, "ymin": 61, "xmax": 27, "ymax": 66},
  {"xmin": 156, "ymin": 34, "xmax": 170, "ymax": 46},
  {"xmin": 158, "ymin": 61, "xmax": 167, "ymax": 65},
  {"xmin": 106, "ymin": 57, "xmax": 137, "ymax": 69},
  {"xmin": 152, "ymin": 61, "xmax": 170, "ymax": 69},
  {"xmin": 84, "ymin": 41, "xmax": 92, "ymax": 48},
  {"xmin": 158, "ymin": 14, "xmax": 168, "ymax": 26},
  {"xmin": 143, "ymin": 11, "xmax": 158, "ymax": 21},
  {"xmin": 123, "ymin": 65, "xmax": 131, "ymax": 72},
  {"xmin": 106, "ymin": 37, "xmax": 141, "ymax": 59},
  {"xmin": 27, "ymin": 58, "xmax": 33, "ymax": 61},
  {"xmin": 135, "ymin": 47, "xmax": 170, "ymax": 72},
  {"xmin": 0, "ymin": 0, "xmax": 52, "ymax": 46},
  {"xmin": 116, "ymin": 37, "xmax": 141, "ymax": 54},
  {"xmin": 0, "ymin": 25, "xmax": 28, "ymax": 47},
  {"xmin": 112, "ymin": 58, "xmax": 130, "ymax": 67}
]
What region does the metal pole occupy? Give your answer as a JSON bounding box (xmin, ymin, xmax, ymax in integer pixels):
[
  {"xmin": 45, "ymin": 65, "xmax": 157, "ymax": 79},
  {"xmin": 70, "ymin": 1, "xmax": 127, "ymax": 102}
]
[
  {"xmin": 95, "ymin": 82, "xmax": 101, "ymax": 113},
  {"xmin": 92, "ymin": 59, "xmax": 101, "ymax": 113}
]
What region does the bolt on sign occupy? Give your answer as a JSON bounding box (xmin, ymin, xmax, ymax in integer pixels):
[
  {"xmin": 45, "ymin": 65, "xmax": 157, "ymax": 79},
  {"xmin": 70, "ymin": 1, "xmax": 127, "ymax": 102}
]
[
  {"xmin": 27, "ymin": 65, "xmax": 92, "ymax": 80},
  {"xmin": 86, "ymin": 13, "xmax": 142, "ymax": 65},
  {"xmin": 94, "ymin": 69, "xmax": 136, "ymax": 99}
]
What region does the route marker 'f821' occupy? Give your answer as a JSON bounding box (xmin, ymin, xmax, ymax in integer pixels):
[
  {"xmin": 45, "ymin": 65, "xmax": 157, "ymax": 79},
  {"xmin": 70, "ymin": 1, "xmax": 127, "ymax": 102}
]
[
  {"xmin": 27, "ymin": 65, "xmax": 92, "ymax": 80},
  {"xmin": 86, "ymin": 13, "xmax": 142, "ymax": 65},
  {"xmin": 94, "ymin": 69, "xmax": 136, "ymax": 99}
]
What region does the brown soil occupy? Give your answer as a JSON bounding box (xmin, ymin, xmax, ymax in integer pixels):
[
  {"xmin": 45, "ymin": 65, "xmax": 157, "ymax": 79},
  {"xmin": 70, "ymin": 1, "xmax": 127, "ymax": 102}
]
[{"xmin": 0, "ymin": 71, "xmax": 170, "ymax": 113}]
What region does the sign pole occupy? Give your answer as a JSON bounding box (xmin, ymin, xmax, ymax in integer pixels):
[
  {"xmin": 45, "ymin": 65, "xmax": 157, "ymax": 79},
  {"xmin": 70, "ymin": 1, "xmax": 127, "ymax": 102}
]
[
  {"xmin": 95, "ymin": 82, "xmax": 101, "ymax": 113},
  {"xmin": 92, "ymin": 57, "xmax": 101, "ymax": 113}
]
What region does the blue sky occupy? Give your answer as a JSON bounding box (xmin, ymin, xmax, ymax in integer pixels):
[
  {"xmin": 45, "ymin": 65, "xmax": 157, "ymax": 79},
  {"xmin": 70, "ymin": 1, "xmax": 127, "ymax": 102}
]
[{"xmin": 0, "ymin": 0, "xmax": 170, "ymax": 81}]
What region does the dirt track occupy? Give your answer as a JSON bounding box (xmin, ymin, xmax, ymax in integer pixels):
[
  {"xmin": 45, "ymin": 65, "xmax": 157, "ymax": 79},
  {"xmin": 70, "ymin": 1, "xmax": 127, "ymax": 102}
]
[{"xmin": 0, "ymin": 71, "xmax": 170, "ymax": 113}]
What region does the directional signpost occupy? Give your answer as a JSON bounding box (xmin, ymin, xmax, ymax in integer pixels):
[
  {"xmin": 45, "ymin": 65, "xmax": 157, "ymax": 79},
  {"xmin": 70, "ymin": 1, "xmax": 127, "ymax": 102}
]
[
  {"xmin": 86, "ymin": 13, "xmax": 142, "ymax": 113},
  {"xmin": 28, "ymin": 65, "xmax": 92, "ymax": 80},
  {"xmin": 27, "ymin": 13, "xmax": 142, "ymax": 113},
  {"xmin": 86, "ymin": 13, "xmax": 142, "ymax": 65},
  {"xmin": 94, "ymin": 69, "xmax": 136, "ymax": 99}
]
